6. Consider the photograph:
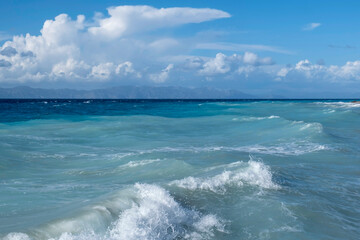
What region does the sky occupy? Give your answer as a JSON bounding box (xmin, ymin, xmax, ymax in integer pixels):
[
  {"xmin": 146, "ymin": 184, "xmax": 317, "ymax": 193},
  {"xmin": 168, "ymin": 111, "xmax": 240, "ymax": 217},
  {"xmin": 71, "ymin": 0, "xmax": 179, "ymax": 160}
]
[{"xmin": 0, "ymin": 0, "xmax": 360, "ymax": 96}]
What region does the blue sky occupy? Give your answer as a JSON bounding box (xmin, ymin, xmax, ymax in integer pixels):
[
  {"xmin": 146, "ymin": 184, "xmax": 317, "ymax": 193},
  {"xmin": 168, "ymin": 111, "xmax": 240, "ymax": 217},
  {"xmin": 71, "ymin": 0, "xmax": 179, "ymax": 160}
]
[{"xmin": 0, "ymin": 0, "xmax": 360, "ymax": 96}]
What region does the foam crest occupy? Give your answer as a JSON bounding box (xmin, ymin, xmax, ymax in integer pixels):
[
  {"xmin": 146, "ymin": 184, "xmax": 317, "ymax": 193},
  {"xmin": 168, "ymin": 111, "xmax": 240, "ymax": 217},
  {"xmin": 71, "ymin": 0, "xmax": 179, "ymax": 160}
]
[
  {"xmin": 109, "ymin": 184, "xmax": 225, "ymax": 240},
  {"xmin": 232, "ymin": 115, "xmax": 280, "ymax": 121},
  {"xmin": 290, "ymin": 121, "xmax": 323, "ymax": 133},
  {"xmin": 4, "ymin": 184, "xmax": 225, "ymax": 240},
  {"xmin": 130, "ymin": 141, "xmax": 328, "ymax": 157},
  {"xmin": 316, "ymin": 101, "xmax": 360, "ymax": 108},
  {"xmin": 3, "ymin": 233, "xmax": 31, "ymax": 240},
  {"xmin": 171, "ymin": 160, "xmax": 279, "ymax": 193},
  {"xmin": 232, "ymin": 142, "xmax": 328, "ymax": 156},
  {"xmin": 118, "ymin": 159, "xmax": 161, "ymax": 168}
]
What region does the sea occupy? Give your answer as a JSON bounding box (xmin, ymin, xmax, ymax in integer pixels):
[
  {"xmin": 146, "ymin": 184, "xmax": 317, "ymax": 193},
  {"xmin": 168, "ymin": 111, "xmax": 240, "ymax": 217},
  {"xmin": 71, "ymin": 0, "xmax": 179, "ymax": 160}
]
[{"xmin": 0, "ymin": 99, "xmax": 359, "ymax": 240}]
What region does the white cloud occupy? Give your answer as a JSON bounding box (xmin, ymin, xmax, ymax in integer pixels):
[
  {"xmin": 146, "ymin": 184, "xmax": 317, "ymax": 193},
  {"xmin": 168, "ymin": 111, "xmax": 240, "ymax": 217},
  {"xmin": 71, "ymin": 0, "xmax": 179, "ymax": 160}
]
[
  {"xmin": 302, "ymin": 23, "xmax": 321, "ymax": 31},
  {"xmin": 90, "ymin": 62, "xmax": 115, "ymax": 80},
  {"xmin": 116, "ymin": 61, "xmax": 141, "ymax": 78},
  {"xmin": 277, "ymin": 59, "xmax": 360, "ymax": 82},
  {"xmin": 0, "ymin": 5, "xmax": 230, "ymax": 84},
  {"xmin": 199, "ymin": 53, "xmax": 230, "ymax": 75},
  {"xmin": 150, "ymin": 64, "xmax": 174, "ymax": 83},
  {"xmin": 2, "ymin": 4, "xmax": 360, "ymax": 93},
  {"xmin": 88, "ymin": 5, "xmax": 230, "ymax": 39},
  {"xmin": 329, "ymin": 61, "xmax": 360, "ymax": 80},
  {"xmin": 198, "ymin": 52, "xmax": 273, "ymax": 76},
  {"xmin": 51, "ymin": 58, "xmax": 90, "ymax": 80}
]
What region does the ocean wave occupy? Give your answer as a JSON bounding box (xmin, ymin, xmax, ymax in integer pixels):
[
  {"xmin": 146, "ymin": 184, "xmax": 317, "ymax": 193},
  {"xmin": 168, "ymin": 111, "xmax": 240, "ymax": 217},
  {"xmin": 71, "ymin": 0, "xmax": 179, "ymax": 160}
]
[
  {"xmin": 109, "ymin": 184, "xmax": 226, "ymax": 240},
  {"xmin": 288, "ymin": 121, "xmax": 323, "ymax": 133},
  {"xmin": 315, "ymin": 101, "xmax": 360, "ymax": 108},
  {"xmin": 170, "ymin": 160, "xmax": 279, "ymax": 194},
  {"xmin": 231, "ymin": 142, "xmax": 328, "ymax": 156},
  {"xmin": 232, "ymin": 115, "xmax": 280, "ymax": 121},
  {"xmin": 117, "ymin": 159, "xmax": 161, "ymax": 168},
  {"xmin": 102, "ymin": 141, "xmax": 328, "ymax": 163},
  {"xmin": 3, "ymin": 184, "xmax": 226, "ymax": 240},
  {"xmin": 7, "ymin": 135, "xmax": 62, "ymax": 142},
  {"xmin": 135, "ymin": 142, "xmax": 328, "ymax": 156}
]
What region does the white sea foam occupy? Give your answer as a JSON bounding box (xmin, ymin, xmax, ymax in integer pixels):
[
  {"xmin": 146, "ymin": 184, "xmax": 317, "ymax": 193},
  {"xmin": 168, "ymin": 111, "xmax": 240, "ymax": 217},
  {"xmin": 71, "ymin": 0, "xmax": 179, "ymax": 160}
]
[
  {"xmin": 170, "ymin": 160, "xmax": 279, "ymax": 193},
  {"xmin": 316, "ymin": 101, "xmax": 360, "ymax": 108},
  {"xmin": 118, "ymin": 159, "xmax": 161, "ymax": 168},
  {"xmin": 111, "ymin": 141, "xmax": 328, "ymax": 158},
  {"xmin": 3, "ymin": 233, "xmax": 31, "ymax": 240},
  {"xmin": 232, "ymin": 115, "xmax": 280, "ymax": 121},
  {"xmin": 291, "ymin": 121, "xmax": 323, "ymax": 133},
  {"xmin": 323, "ymin": 109, "xmax": 336, "ymax": 114},
  {"xmin": 4, "ymin": 184, "xmax": 225, "ymax": 240},
  {"xmin": 109, "ymin": 184, "xmax": 225, "ymax": 240},
  {"xmin": 107, "ymin": 152, "xmax": 137, "ymax": 160},
  {"xmin": 163, "ymin": 142, "xmax": 327, "ymax": 156},
  {"xmin": 231, "ymin": 142, "xmax": 328, "ymax": 156}
]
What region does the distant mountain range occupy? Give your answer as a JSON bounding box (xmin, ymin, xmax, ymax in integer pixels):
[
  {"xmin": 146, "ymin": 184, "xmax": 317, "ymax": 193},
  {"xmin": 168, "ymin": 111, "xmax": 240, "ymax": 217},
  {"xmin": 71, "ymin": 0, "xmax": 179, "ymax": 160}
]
[
  {"xmin": 1, "ymin": 86, "xmax": 359, "ymax": 99},
  {"xmin": 0, "ymin": 86, "xmax": 255, "ymax": 99}
]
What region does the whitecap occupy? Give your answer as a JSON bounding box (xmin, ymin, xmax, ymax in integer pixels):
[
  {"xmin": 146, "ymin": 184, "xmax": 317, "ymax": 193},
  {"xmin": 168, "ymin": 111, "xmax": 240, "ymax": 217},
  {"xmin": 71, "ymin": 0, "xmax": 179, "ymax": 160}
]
[
  {"xmin": 315, "ymin": 101, "xmax": 360, "ymax": 108},
  {"xmin": 4, "ymin": 184, "xmax": 226, "ymax": 240},
  {"xmin": 118, "ymin": 159, "xmax": 161, "ymax": 168},
  {"xmin": 109, "ymin": 184, "xmax": 226, "ymax": 240},
  {"xmin": 3, "ymin": 232, "xmax": 31, "ymax": 240},
  {"xmin": 233, "ymin": 115, "xmax": 280, "ymax": 121},
  {"xmin": 170, "ymin": 160, "xmax": 279, "ymax": 193},
  {"xmin": 231, "ymin": 142, "xmax": 328, "ymax": 156},
  {"xmin": 128, "ymin": 141, "xmax": 328, "ymax": 157}
]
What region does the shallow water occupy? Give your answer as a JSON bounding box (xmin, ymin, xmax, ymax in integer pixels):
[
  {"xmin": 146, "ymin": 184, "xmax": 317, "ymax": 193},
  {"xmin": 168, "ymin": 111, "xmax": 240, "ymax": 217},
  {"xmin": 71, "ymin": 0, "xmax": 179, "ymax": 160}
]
[{"xmin": 0, "ymin": 100, "xmax": 359, "ymax": 240}]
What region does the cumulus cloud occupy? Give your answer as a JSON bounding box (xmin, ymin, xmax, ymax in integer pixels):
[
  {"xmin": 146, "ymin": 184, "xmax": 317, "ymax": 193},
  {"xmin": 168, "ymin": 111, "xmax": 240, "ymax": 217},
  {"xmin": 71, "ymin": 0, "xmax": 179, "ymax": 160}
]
[
  {"xmin": 90, "ymin": 62, "xmax": 115, "ymax": 80},
  {"xmin": 1, "ymin": 4, "xmax": 360, "ymax": 93},
  {"xmin": 277, "ymin": 59, "xmax": 360, "ymax": 82},
  {"xmin": 198, "ymin": 52, "xmax": 273, "ymax": 76},
  {"xmin": 0, "ymin": 5, "xmax": 230, "ymax": 84},
  {"xmin": 116, "ymin": 61, "xmax": 141, "ymax": 78},
  {"xmin": 302, "ymin": 23, "xmax": 321, "ymax": 31},
  {"xmin": 51, "ymin": 58, "xmax": 90, "ymax": 80},
  {"xmin": 199, "ymin": 53, "xmax": 231, "ymax": 75},
  {"xmin": 150, "ymin": 64, "xmax": 174, "ymax": 83}
]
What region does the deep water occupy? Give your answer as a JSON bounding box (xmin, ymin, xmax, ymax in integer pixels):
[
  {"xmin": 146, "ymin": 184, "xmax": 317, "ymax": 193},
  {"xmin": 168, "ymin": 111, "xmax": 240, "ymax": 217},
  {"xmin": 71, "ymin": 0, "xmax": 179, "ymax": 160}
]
[{"xmin": 0, "ymin": 99, "xmax": 359, "ymax": 240}]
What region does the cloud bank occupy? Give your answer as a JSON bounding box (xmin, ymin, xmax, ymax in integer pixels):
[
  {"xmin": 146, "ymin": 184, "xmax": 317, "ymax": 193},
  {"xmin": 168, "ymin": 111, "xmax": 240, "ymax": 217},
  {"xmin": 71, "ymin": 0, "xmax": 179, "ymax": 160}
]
[
  {"xmin": 0, "ymin": 5, "xmax": 360, "ymax": 95},
  {"xmin": 0, "ymin": 5, "xmax": 230, "ymax": 84}
]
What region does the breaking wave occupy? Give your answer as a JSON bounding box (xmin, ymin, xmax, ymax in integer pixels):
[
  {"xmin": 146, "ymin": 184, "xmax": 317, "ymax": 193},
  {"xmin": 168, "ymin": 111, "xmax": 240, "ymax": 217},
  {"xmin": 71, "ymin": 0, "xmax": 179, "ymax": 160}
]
[
  {"xmin": 3, "ymin": 184, "xmax": 226, "ymax": 240},
  {"xmin": 170, "ymin": 160, "xmax": 279, "ymax": 194},
  {"xmin": 315, "ymin": 101, "xmax": 360, "ymax": 108},
  {"xmin": 118, "ymin": 159, "xmax": 161, "ymax": 168}
]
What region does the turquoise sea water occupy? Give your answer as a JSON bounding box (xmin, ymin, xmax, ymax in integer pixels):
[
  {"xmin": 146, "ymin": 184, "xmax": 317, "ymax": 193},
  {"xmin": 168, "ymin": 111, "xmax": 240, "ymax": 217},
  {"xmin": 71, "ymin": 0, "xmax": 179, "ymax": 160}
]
[{"xmin": 0, "ymin": 100, "xmax": 359, "ymax": 240}]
